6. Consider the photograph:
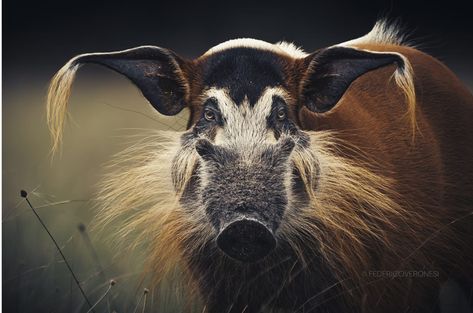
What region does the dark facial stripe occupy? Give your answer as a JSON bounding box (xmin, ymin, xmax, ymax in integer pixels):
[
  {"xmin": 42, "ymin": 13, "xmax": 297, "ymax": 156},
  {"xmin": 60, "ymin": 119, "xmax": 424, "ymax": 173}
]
[
  {"xmin": 192, "ymin": 97, "xmax": 223, "ymax": 139},
  {"xmin": 267, "ymin": 95, "xmax": 299, "ymax": 139},
  {"xmin": 200, "ymin": 48, "xmax": 287, "ymax": 106}
]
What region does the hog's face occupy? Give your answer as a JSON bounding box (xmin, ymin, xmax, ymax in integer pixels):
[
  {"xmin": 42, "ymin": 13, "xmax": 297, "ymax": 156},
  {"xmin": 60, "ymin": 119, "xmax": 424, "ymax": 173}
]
[{"xmin": 174, "ymin": 85, "xmax": 313, "ymax": 262}]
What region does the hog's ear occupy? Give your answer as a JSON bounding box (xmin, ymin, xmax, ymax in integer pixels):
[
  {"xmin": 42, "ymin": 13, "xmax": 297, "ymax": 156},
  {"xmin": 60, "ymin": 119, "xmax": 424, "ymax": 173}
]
[
  {"xmin": 47, "ymin": 46, "xmax": 190, "ymax": 152},
  {"xmin": 299, "ymin": 46, "xmax": 406, "ymax": 113}
]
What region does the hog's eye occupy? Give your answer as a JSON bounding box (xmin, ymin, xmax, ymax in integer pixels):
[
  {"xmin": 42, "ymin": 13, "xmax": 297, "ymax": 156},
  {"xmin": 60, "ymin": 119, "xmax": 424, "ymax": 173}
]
[
  {"xmin": 204, "ymin": 109, "xmax": 216, "ymax": 122},
  {"xmin": 276, "ymin": 108, "xmax": 286, "ymax": 121}
]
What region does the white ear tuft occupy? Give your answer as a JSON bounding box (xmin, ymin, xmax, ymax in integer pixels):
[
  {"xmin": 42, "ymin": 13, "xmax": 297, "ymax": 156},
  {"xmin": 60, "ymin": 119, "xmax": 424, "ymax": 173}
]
[{"xmin": 46, "ymin": 59, "xmax": 81, "ymax": 155}]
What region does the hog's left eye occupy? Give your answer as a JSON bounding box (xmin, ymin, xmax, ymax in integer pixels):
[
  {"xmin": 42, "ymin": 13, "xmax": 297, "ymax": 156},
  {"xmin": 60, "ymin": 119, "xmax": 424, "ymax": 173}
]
[
  {"xmin": 276, "ymin": 108, "xmax": 286, "ymax": 121},
  {"xmin": 204, "ymin": 109, "xmax": 216, "ymax": 121}
]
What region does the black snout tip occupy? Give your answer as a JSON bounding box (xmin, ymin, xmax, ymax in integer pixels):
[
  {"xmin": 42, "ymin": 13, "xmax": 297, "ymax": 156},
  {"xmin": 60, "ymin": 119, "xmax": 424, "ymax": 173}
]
[{"xmin": 217, "ymin": 219, "xmax": 276, "ymax": 263}]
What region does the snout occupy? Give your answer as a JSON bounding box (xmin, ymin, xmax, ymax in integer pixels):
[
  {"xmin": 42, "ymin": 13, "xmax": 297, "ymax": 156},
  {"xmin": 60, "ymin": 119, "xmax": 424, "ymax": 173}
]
[{"xmin": 217, "ymin": 219, "xmax": 276, "ymax": 262}]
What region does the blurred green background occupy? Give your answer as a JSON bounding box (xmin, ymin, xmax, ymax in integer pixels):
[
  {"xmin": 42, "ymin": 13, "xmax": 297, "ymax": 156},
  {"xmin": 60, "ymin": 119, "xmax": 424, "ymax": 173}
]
[
  {"xmin": 3, "ymin": 0, "xmax": 472, "ymax": 312},
  {"xmin": 3, "ymin": 70, "xmax": 190, "ymax": 312}
]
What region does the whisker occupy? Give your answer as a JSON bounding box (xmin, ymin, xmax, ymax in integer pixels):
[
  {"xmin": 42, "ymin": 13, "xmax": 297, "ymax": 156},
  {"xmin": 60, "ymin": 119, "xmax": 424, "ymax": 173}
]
[
  {"xmin": 293, "ymin": 278, "xmax": 348, "ymax": 312},
  {"xmin": 100, "ymin": 101, "xmax": 162, "ymax": 124}
]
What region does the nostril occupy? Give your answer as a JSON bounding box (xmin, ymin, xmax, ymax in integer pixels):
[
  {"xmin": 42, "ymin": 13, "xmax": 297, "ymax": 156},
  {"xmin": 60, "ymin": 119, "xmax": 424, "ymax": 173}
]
[{"xmin": 216, "ymin": 219, "xmax": 276, "ymax": 263}]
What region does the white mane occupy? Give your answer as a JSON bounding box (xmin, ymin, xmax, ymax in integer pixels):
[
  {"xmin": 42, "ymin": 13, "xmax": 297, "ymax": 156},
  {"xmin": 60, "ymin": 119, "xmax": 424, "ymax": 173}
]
[{"xmin": 203, "ymin": 38, "xmax": 308, "ymax": 58}]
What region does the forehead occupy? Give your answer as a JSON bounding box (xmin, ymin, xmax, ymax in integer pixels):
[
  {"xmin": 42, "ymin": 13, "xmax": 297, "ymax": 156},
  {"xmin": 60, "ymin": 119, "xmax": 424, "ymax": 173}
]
[
  {"xmin": 197, "ymin": 40, "xmax": 304, "ymax": 106},
  {"xmin": 205, "ymin": 87, "xmax": 287, "ymax": 118}
]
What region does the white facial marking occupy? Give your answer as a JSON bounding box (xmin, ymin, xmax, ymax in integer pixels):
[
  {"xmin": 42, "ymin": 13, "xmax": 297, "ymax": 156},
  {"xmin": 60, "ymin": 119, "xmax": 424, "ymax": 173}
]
[
  {"xmin": 203, "ymin": 87, "xmax": 290, "ymax": 153},
  {"xmin": 203, "ymin": 38, "xmax": 307, "ymax": 59}
]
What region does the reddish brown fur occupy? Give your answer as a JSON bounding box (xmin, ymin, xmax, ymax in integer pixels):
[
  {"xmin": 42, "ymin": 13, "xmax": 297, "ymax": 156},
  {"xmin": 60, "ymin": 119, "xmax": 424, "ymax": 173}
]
[{"xmin": 297, "ymin": 44, "xmax": 473, "ymax": 311}]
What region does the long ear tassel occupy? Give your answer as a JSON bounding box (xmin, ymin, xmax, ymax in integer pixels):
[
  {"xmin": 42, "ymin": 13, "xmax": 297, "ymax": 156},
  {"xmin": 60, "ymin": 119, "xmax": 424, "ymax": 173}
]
[
  {"xmin": 393, "ymin": 57, "xmax": 418, "ymax": 138},
  {"xmin": 46, "ymin": 58, "xmax": 81, "ymax": 155}
]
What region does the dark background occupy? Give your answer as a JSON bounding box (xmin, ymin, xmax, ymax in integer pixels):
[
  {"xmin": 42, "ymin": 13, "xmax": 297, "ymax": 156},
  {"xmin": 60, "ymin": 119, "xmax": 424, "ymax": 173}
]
[
  {"xmin": 3, "ymin": 0, "xmax": 472, "ymax": 312},
  {"xmin": 4, "ymin": 0, "xmax": 473, "ymax": 83}
]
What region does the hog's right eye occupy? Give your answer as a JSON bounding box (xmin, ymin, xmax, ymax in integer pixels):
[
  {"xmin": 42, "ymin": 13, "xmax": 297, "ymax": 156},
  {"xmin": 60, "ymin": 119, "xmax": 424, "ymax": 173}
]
[
  {"xmin": 204, "ymin": 109, "xmax": 216, "ymax": 122},
  {"xmin": 276, "ymin": 108, "xmax": 286, "ymax": 121}
]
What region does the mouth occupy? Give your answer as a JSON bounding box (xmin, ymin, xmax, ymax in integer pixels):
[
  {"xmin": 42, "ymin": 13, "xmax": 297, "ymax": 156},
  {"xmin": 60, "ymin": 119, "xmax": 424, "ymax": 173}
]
[{"xmin": 216, "ymin": 218, "xmax": 276, "ymax": 263}]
